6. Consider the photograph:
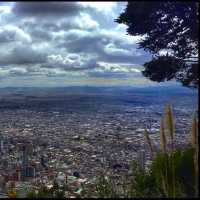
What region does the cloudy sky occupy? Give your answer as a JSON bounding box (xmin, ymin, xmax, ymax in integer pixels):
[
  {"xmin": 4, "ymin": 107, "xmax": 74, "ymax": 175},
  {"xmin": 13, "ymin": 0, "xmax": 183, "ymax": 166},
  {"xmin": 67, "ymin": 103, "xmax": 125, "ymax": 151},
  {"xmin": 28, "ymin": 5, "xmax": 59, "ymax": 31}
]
[{"xmin": 0, "ymin": 1, "xmax": 175, "ymax": 87}]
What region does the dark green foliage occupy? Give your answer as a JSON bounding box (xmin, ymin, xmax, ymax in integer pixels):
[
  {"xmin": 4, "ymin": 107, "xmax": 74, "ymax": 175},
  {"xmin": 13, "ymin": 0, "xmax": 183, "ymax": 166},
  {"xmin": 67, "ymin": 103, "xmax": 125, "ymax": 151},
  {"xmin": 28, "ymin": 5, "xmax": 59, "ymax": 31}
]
[
  {"xmin": 95, "ymin": 176, "xmax": 119, "ymax": 198},
  {"xmin": 116, "ymin": 1, "xmax": 198, "ymax": 57},
  {"xmin": 126, "ymin": 161, "xmax": 158, "ymax": 198},
  {"xmin": 116, "ymin": 2, "xmax": 198, "ymax": 88},
  {"xmin": 142, "ymin": 55, "xmax": 186, "ymax": 82},
  {"xmin": 94, "ymin": 147, "xmax": 198, "ymax": 198},
  {"xmin": 26, "ymin": 190, "xmax": 38, "ymax": 198},
  {"xmin": 150, "ymin": 147, "xmax": 196, "ymax": 198},
  {"xmin": 177, "ymin": 63, "xmax": 199, "ymax": 88}
]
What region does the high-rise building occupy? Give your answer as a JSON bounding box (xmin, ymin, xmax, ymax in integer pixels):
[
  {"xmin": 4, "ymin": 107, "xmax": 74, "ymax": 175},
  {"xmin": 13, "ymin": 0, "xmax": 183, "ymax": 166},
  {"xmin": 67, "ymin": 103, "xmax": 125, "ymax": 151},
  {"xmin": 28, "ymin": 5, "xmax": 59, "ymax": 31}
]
[
  {"xmin": 21, "ymin": 145, "xmax": 29, "ymax": 179},
  {"xmin": 40, "ymin": 155, "xmax": 47, "ymax": 169},
  {"xmin": 0, "ymin": 134, "xmax": 4, "ymax": 154},
  {"xmin": 26, "ymin": 166, "xmax": 35, "ymax": 178},
  {"xmin": 22, "ymin": 145, "xmax": 28, "ymax": 167},
  {"xmin": 16, "ymin": 167, "xmax": 21, "ymax": 182}
]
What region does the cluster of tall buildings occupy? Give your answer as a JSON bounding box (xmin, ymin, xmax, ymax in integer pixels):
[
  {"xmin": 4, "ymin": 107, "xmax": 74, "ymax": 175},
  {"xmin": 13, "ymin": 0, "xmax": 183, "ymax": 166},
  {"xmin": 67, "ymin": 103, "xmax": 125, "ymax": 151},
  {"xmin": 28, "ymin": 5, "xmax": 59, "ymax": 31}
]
[
  {"xmin": 0, "ymin": 133, "xmax": 4, "ymax": 155},
  {"xmin": 0, "ymin": 136, "xmax": 46, "ymax": 185}
]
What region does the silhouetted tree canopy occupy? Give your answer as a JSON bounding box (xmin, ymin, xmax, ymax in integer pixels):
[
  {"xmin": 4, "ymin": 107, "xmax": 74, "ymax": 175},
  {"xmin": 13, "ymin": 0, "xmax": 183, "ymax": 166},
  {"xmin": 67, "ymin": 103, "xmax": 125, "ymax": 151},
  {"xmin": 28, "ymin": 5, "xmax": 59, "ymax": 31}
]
[{"xmin": 116, "ymin": 1, "xmax": 198, "ymax": 88}]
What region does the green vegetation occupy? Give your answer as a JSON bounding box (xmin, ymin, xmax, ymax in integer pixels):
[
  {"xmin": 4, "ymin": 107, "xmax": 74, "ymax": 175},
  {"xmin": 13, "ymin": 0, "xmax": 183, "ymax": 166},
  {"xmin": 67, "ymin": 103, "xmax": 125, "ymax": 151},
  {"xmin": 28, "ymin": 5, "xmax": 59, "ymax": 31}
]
[{"xmin": 116, "ymin": 2, "xmax": 198, "ymax": 88}]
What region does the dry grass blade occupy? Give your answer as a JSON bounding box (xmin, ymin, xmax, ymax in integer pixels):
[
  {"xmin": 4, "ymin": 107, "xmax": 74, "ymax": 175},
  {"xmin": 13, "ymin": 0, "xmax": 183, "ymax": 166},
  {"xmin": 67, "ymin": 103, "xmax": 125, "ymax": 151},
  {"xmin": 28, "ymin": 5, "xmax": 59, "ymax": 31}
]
[
  {"xmin": 144, "ymin": 129, "xmax": 154, "ymax": 158},
  {"xmin": 165, "ymin": 105, "xmax": 175, "ymax": 142},
  {"xmin": 160, "ymin": 118, "xmax": 167, "ymax": 153},
  {"xmin": 161, "ymin": 174, "xmax": 168, "ymax": 197}
]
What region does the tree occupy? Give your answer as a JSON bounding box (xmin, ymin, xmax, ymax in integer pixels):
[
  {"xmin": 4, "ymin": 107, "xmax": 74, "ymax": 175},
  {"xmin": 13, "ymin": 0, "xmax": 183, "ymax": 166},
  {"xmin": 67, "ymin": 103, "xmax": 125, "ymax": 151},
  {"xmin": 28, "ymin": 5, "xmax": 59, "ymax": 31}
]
[{"xmin": 116, "ymin": 1, "xmax": 198, "ymax": 88}]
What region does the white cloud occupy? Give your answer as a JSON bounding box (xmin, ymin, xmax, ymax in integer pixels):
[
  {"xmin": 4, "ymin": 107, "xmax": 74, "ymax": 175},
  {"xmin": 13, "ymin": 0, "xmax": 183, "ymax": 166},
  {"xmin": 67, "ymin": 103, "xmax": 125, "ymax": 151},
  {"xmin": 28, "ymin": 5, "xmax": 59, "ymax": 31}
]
[
  {"xmin": 104, "ymin": 43, "xmax": 132, "ymax": 56},
  {"xmin": 0, "ymin": 25, "xmax": 32, "ymax": 43},
  {"xmin": 0, "ymin": 68, "xmax": 10, "ymax": 76},
  {"xmin": 0, "ymin": 5, "xmax": 12, "ymax": 14},
  {"xmin": 76, "ymin": 13, "xmax": 99, "ymax": 30},
  {"xmin": 100, "ymin": 29, "xmax": 143, "ymax": 45},
  {"xmin": 46, "ymin": 53, "xmax": 98, "ymax": 70},
  {"xmin": 47, "ymin": 54, "xmax": 76, "ymax": 67},
  {"xmin": 79, "ymin": 2, "xmax": 117, "ymax": 15},
  {"xmin": 0, "ymin": 2, "xmax": 152, "ymax": 87},
  {"xmin": 97, "ymin": 62, "xmax": 141, "ymax": 73}
]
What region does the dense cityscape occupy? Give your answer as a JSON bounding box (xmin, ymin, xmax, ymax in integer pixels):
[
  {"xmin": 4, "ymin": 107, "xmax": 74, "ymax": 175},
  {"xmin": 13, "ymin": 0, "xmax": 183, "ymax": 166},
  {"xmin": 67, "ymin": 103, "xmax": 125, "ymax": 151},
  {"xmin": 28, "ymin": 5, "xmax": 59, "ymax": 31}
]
[
  {"xmin": 0, "ymin": 0, "xmax": 198, "ymax": 198},
  {"xmin": 0, "ymin": 86, "xmax": 197, "ymax": 197}
]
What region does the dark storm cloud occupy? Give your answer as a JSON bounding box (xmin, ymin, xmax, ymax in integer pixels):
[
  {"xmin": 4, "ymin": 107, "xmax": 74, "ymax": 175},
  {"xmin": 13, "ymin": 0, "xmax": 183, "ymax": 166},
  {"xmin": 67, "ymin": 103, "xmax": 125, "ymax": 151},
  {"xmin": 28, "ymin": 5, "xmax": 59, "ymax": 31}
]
[
  {"xmin": 0, "ymin": 30, "xmax": 15, "ymax": 43},
  {"xmin": 0, "ymin": 26, "xmax": 31, "ymax": 43},
  {"xmin": 58, "ymin": 33, "xmax": 103, "ymax": 54},
  {"xmin": 29, "ymin": 28, "xmax": 53, "ymax": 41},
  {"xmin": 0, "ymin": 1, "xmax": 153, "ymax": 86},
  {"xmin": 56, "ymin": 30, "xmax": 151, "ymax": 65},
  {"xmin": 9, "ymin": 68, "xmax": 27, "ymax": 76},
  {"xmin": 12, "ymin": 2, "xmax": 83, "ymax": 17},
  {"xmin": 0, "ymin": 45, "xmax": 47, "ymax": 65},
  {"xmin": 41, "ymin": 22, "xmax": 60, "ymax": 32}
]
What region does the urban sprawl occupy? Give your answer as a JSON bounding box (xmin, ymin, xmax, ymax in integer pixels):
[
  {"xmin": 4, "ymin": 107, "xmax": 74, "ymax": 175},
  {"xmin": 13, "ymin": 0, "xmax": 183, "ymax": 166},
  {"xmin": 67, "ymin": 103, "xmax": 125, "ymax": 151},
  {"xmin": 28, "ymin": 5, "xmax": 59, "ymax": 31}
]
[{"xmin": 0, "ymin": 104, "xmax": 193, "ymax": 197}]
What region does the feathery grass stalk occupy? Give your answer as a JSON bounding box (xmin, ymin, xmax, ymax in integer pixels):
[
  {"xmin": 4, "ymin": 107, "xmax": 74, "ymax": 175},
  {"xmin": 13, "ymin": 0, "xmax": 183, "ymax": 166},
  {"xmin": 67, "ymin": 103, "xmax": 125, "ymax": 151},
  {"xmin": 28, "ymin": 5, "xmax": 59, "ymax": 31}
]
[
  {"xmin": 165, "ymin": 105, "xmax": 176, "ymax": 197},
  {"xmin": 160, "ymin": 117, "xmax": 170, "ymax": 197},
  {"xmin": 165, "ymin": 104, "xmax": 175, "ymax": 142},
  {"xmin": 144, "ymin": 129, "xmax": 154, "ymax": 159},
  {"xmin": 160, "ymin": 118, "xmax": 167, "ymax": 153},
  {"xmin": 161, "ymin": 173, "xmax": 168, "ymax": 197}
]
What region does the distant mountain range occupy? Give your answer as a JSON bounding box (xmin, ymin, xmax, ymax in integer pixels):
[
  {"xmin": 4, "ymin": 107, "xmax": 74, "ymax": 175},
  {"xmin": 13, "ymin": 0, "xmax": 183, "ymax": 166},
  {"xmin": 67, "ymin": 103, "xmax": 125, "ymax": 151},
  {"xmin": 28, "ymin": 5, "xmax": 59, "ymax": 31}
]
[
  {"xmin": 0, "ymin": 85, "xmax": 197, "ymax": 112},
  {"xmin": 0, "ymin": 84, "xmax": 197, "ymax": 94}
]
